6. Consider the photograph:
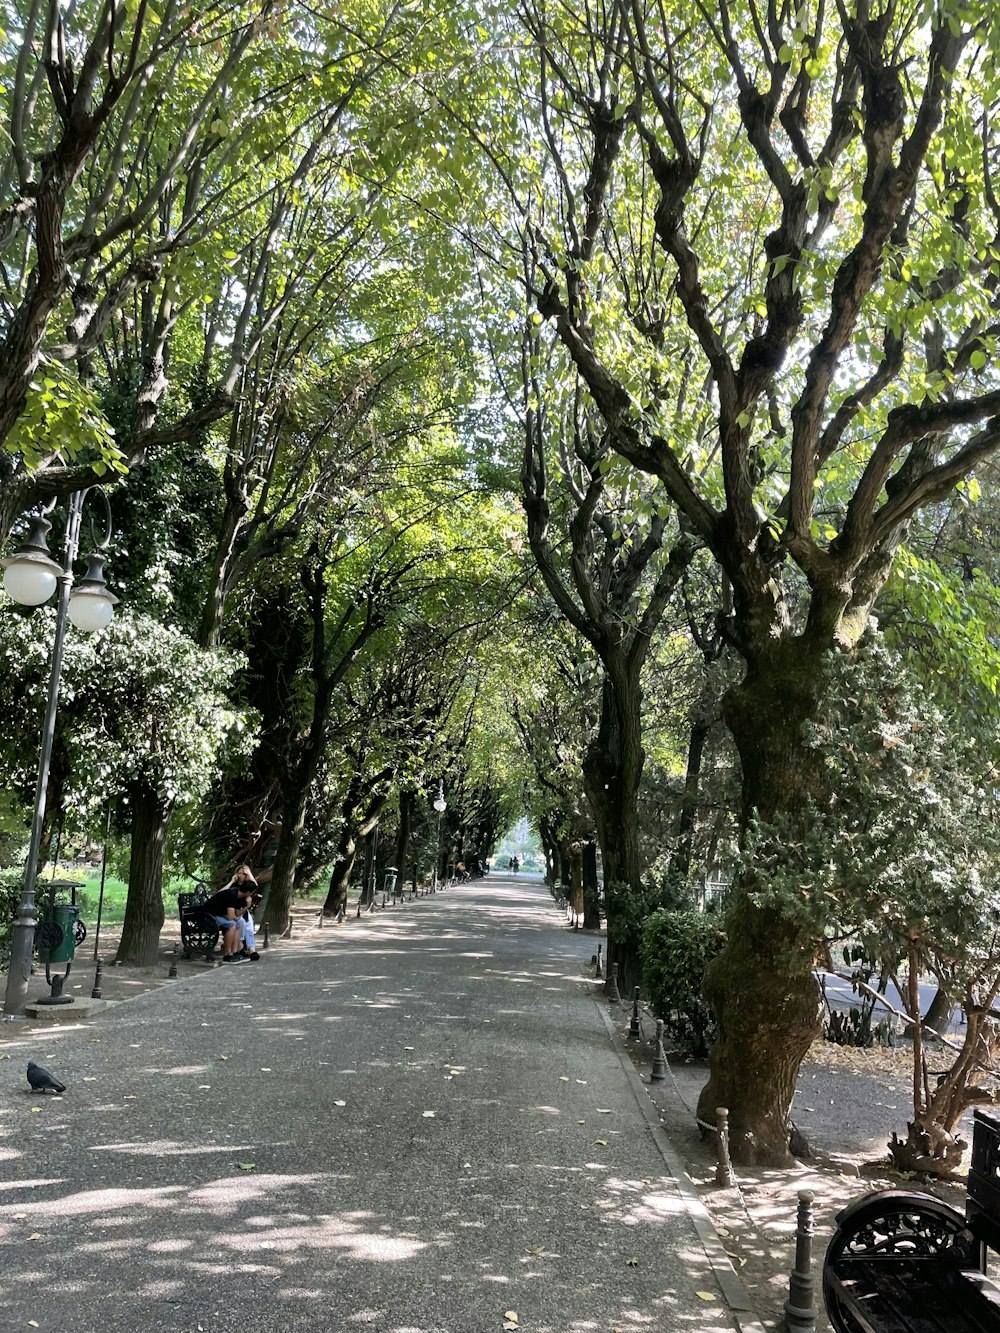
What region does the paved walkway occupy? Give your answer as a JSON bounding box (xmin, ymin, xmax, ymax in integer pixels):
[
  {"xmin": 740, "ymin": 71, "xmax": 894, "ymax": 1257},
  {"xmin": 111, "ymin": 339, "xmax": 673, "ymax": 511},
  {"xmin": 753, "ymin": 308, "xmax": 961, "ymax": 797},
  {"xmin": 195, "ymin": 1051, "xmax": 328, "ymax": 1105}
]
[{"xmin": 0, "ymin": 878, "xmax": 757, "ymax": 1332}]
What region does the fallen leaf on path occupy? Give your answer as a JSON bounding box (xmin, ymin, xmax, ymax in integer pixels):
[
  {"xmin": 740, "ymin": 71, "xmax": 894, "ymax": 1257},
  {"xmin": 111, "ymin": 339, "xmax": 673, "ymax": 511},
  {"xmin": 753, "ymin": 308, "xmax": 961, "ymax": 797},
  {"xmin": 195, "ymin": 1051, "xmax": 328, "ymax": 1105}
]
[
  {"xmin": 218, "ymin": 1055, "xmax": 229, "ymax": 1061},
  {"xmin": 13, "ymin": 1213, "xmax": 25, "ymax": 1219},
  {"xmin": 422, "ymin": 1110, "xmax": 436, "ymax": 1118},
  {"xmin": 260, "ymin": 1068, "xmax": 271, "ymax": 1073},
  {"xmin": 27, "ymin": 1233, "xmax": 41, "ymax": 1241},
  {"xmin": 696, "ymin": 1291, "xmax": 715, "ymax": 1301},
  {"xmin": 83, "ymin": 1077, "xmax": 97, "ymax": 1082},
  {"xmin": 559, "ymin": 1076, "xmax": 569, "ymax": 1082},
  {"xmin": 333, "ymin": 1100, "xmax": 346, "ymax": 1107},
  {"xmin": 626, "ymin": 1256, "xmax": 638, "ymax": 1267},
  {"xmin": 594, "ymin": 1138, "xmax": 608, "ymax": 1145},
  {"xmin": 503, "ymin": 1313, "xmax": 518, "ymax": 1326},
  {"xmin": 236, "ymin": 1162, "xmax": 255, "ymax": 1171},
  {"xmin": 29, "ymin": 1108, "xmax": 41, "ymax": 1114},
  {"xmin": 198, "ymin": 1085, "xmax": 211, "ymax": 1090},
  {"xmin": 575, "ymin": 1079, "xmax": 586, "ymax": 1084},
  {"xmin": 596, "ymin": 1108, "xmax": 613, "ymax": 1114}
]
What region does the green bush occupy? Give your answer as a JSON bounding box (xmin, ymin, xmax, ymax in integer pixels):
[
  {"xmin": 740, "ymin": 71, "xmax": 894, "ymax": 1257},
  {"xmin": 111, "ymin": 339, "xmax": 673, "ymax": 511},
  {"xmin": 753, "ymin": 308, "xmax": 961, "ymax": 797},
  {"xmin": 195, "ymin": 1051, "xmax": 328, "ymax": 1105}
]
[
  {"xmin": 0, "ymin": 869, "xmax": 24, "ymax": 966},
  {"xmin": 641, "ymin": 909, "xmax": 726, "ymax": 1057}
]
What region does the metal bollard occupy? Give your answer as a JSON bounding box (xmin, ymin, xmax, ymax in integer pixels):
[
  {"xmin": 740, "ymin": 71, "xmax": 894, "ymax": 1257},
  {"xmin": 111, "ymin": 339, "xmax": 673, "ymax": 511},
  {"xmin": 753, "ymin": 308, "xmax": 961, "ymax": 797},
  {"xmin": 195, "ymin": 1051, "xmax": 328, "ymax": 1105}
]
[
  {"xmin": 168, "ymin": 944, "xmax": 178, "ymax": 978},
  {"xmin": 783, "ymin": 1191, "xmax": 818, "ymax": 1333},
  {"xmin": 595, "ymin": 944, "xmax": 603, "ymax": 979},
  {"xmin": 262, "ymin": 921, "xmax": 270, "ymax": 949},
  {"xmin": 715, "ymin": 1106, "xmax": 737, "ymax": 1188},
  {"xmin": 628, "ymin": 986, "xmax": 641, "ymax": 1039},
  {"xmin": 91, "ymin": 960, "xmax": 103, "ymax": 1000},
  {"xmin": 605, "ymin": 961, "xmax": 621, "ymax": 1003},
  {"xmin": 651, "ymin": 1019, "xmax": 667, "ymax": 1080}
]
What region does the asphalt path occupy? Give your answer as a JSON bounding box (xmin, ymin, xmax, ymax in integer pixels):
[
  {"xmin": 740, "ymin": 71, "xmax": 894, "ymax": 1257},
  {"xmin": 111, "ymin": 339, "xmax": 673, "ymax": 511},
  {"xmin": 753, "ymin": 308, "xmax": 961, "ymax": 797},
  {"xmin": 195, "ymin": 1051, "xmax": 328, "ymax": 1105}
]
[{"xmin": 0, "ymin": 878, "xmax": 745, "ymax": 1333}]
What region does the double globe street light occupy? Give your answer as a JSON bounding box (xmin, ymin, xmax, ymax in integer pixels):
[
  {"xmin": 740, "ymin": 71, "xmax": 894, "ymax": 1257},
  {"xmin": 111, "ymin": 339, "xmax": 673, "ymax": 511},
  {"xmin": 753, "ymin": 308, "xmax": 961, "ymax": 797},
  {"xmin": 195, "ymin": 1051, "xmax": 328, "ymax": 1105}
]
[{"xmin": 2, "ymin": 488, "xmax": 118, "ymax": 1019}]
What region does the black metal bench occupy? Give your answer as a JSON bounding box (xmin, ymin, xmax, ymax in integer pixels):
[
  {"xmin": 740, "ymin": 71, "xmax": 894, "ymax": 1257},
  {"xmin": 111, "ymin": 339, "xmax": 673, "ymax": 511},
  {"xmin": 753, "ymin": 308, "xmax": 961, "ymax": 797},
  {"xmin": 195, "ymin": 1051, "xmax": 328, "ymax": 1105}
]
[
  {"xmin": 178, "ymin": 889, "xmax": 221, "ymax": 961},
  {"xmin": 823, "ymin": 1107, "xmax": 1000, "ymax": 1332}
]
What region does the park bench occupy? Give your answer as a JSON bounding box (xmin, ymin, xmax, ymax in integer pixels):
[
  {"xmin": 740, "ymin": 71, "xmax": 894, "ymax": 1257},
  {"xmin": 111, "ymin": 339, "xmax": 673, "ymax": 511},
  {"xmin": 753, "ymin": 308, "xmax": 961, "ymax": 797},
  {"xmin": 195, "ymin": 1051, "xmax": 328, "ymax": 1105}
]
[
  {"xmin": 823, "ymin": 1105, "xmax": 1000, "ymax": 1333},
  {"xmin": 177, "ymin": 888, "xmax": 221, "ymax": 960}
]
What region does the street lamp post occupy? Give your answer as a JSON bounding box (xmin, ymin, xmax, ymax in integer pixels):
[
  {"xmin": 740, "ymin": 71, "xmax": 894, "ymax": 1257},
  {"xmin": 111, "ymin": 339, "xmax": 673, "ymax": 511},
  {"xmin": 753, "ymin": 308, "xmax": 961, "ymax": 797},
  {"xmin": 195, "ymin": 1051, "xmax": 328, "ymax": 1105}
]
[
  {"xmin": 431, "ymin": 782, "xmax": 447, "ymax": 893},
  {"xmin": 2, "ymin": 489, "xmax": 118, "ymax": 1019}
]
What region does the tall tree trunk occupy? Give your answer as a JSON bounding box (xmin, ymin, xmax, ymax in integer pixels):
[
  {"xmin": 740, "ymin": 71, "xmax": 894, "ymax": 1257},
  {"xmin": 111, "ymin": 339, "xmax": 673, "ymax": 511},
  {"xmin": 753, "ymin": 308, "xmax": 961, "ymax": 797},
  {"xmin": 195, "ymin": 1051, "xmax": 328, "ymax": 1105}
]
[
  {"xmin": 671, "ymin": 714, "xmax": 710, "ymax": 881},
  {"xmin": 922, "ymin": 986, "xmax": 954, "ymax": 1037},
  {"xmin": 697, "ymin": 642, "xmax": 826, "ymax": 1166},
  {"xmin": 539, "ymin": 817, "xmax": 558, "ymax": 886},
  {"xmin": 358, "ymin": 827, "xmax": 377, "ymax": 909},
  {"xmin": 115, "ymin": 779, "xmax": 173, "ymax": 966},
  {"xmin": 582, "ymin": 673, "xmax": 644, "ymax": 892},
  {"xmin": 584, "ymin": 671, "xmax": 645, "ymax": 992},
  {"xmin": 393, "ymin": 788, "xmax": 414, "ymax": 893},
  {"xmin": 263, "ymin": 783, "xmax": 309, "ymax": 935},
  {"xmin": 324, "ymin": 834, "xmax": 359, "ymax": 917},
  {"xmin": 582, "ymin": 839, "xmax": 600, "ymax": 928},
  {"xmin": 558, "ymin": 841, "xmax": 571, "ymax": 890}
]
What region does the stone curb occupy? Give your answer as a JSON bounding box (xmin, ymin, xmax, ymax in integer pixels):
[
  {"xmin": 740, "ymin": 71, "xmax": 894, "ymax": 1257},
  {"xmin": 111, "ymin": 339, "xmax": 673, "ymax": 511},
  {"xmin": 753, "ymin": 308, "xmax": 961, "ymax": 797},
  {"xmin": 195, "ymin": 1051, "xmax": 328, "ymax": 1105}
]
[{"xmin": 597, "ymin": 999, "xmax": 770, "ymax": 1333}]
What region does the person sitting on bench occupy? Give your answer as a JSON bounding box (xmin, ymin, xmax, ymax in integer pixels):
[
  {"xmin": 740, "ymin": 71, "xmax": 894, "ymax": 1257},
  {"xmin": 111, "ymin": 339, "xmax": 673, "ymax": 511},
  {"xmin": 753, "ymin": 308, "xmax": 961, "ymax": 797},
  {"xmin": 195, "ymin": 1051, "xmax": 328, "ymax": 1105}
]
[{"xmin": 204, "ymin": 867, "xmax": 259, "ymax": 963}]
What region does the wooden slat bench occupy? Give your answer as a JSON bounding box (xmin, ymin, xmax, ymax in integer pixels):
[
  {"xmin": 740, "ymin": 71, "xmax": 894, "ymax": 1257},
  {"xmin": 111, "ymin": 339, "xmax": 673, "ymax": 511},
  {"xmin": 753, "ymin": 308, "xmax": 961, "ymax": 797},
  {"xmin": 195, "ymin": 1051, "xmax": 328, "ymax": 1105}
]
[{"xmin": 823, "ymin": 1107, "xmax": 1000, "ymax": 1333}]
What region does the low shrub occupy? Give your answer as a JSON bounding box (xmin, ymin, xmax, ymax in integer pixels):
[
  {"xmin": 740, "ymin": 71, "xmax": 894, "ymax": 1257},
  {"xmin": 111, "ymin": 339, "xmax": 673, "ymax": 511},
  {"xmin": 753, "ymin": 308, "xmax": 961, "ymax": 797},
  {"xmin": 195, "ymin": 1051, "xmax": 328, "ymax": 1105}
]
[{"xmin": 641, "ymin": 909, "xmax": 726, "ymax": 1057}]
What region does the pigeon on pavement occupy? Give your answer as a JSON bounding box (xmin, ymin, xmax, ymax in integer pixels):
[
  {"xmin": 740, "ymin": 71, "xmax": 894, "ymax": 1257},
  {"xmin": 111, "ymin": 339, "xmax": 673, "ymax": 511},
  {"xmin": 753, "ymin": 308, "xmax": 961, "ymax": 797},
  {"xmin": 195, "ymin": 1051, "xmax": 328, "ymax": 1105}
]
[{"xmin": 26, "ymin": 1061, "xmax": 66, "ymax": 1094}]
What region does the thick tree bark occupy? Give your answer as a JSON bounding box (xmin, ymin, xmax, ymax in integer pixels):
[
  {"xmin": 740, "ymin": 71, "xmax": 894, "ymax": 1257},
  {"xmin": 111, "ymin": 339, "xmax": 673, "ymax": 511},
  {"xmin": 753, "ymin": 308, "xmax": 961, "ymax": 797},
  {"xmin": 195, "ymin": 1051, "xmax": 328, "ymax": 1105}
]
[
  {"xmin": 582, "ymin": 839, "xmax": 601, "ymax": 929},
  {"xmin": 358, "ymin": 827, "xmax": 377, "ymax": 909},
  {"xmin": 697, "ymin": 641, "xmax": 827, "ymax": 1165},
  {"xmin": 322, "ymin": 784, "xmax": 390, "ymax": 915},
  {"xmin": 582, "ymin": 673, "xmax": 643, "ymax": 890},
  {"xmin": 393, "ymin": 788, "xmax": 414, "ymax": 895},
  {"xmin": 584, "ymin": 670, "xmax": 645, "ymax": 991},
  {"xmin": 324, "ymin": 837, "xmax": 359, "ymax": 918},
  {"xmin": 671, "ymin": 715, "xmax": 710, "ymax": 882},
  {"xmin": 115, "ymin": 779, "xmax": 173, "ymax": 966},
  {"xmin": 922, "ymin": 986, "xmax": 954, "ymax": 1036},
  {"xmin": 263, "ymin": 785, "xmax": 309, "ymax": 935}
]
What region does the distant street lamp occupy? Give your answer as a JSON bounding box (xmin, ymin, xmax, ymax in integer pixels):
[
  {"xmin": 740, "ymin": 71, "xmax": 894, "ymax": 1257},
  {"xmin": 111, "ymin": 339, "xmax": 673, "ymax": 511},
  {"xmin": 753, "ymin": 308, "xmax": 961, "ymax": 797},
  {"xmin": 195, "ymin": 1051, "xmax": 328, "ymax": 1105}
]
[
  {"xmin": 2, "ymin": 489, "xmax": 118, "ymax": 1019},
  {"xmin": 432, "ymin": 782, "xmax": 447, "ymax": 893}
]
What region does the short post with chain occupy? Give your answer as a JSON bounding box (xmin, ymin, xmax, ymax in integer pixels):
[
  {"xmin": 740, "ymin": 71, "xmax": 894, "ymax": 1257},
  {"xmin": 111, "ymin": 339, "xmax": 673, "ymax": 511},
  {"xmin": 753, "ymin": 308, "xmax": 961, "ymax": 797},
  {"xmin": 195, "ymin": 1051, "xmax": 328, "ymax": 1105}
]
[
  {"xmin": 783, "ymin": 1191, "xmax": 818, "ymax": 1333},
  {"xmin": 715, "ymin": 1106, "xmax": 737, "ymax": 1188},
  {"xmin": 628, "ymin": 986, "xmax": 641, "ymax": 1039},
  {"xmin": 651, "ymin": 1019, "xmax": 667, "ymax": 1080}
]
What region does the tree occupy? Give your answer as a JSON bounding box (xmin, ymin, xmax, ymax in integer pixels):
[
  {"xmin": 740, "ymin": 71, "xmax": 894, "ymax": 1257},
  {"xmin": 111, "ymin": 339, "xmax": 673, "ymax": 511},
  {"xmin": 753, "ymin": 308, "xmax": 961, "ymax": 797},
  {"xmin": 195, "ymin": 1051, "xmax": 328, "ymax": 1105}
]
[
  {"xmin": 489, "ymin": 0, "xmax": 1000, "ymax": 1162},
  {"xmin": 0, "ymin": 609, "xmax": 246, "ymax": 963}
]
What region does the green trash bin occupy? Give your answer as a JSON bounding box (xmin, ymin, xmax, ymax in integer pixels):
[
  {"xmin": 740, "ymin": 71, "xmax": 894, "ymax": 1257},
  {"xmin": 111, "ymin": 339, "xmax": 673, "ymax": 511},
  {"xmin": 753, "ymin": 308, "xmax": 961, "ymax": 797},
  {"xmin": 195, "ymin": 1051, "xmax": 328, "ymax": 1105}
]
[{"xmin": 35, "ymin": 902, "xmax": 81, "ymax": 965}]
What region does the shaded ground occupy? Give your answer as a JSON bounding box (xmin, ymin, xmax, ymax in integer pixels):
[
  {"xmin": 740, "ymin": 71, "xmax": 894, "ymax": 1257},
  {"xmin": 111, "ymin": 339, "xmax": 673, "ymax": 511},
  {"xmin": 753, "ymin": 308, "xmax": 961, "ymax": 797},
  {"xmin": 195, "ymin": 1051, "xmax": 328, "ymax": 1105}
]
[
  {"xmin": 0, "ymin": 881, "xmax": 751, "ymax": 1333},
  {"xmin": 601, "ymin": 975, "xmax": 972, "ymax": 1332},
  {"xmin": 3, "ymin": 888, "xmax": 978, "ymax": 1332}
]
